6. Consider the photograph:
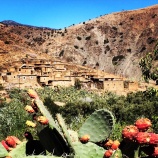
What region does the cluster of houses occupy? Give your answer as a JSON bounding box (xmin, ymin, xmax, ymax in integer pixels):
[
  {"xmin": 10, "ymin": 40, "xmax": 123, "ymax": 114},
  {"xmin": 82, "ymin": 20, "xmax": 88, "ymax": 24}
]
[{"xmin": 0, "ymin": 58, "xmax": 138, "ymax": 93}]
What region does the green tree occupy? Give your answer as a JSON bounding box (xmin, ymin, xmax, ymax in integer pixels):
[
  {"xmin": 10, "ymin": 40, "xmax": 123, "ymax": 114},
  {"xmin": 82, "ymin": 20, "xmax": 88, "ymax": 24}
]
[{"xmin": 139, "ymin": 42, "xmax": 158, "ymax": 83}]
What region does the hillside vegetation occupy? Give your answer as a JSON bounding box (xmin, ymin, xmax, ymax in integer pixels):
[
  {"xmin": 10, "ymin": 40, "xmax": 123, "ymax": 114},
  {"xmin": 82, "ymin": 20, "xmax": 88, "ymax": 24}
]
[{"xmin": 0, "ymin": 86, "xmax": 157, "ymax": 141}]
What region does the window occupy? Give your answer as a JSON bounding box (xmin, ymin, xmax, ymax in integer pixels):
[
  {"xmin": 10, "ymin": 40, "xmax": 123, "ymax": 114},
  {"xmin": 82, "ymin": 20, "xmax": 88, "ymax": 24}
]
[
  {"xmin": 7, "ymin": 72, "xmax": 11, "ymax": 75},
  {"xmin": 31, "ymin": 70, "xmax": 34, "ymax": 74},
  {"xmin": 23, "ymin": 76, "xmax": 26, "ymax": 80}
]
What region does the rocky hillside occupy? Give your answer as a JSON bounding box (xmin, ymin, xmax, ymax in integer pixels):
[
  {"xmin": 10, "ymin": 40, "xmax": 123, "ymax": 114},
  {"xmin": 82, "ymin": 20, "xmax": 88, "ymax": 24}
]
[{"xmin": 0, "ymin": 5, "xmax": 158, "ymax": 81}]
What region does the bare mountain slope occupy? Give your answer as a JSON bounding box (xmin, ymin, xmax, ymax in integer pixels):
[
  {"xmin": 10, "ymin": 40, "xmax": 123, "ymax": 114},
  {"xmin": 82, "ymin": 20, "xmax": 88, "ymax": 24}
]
[{"xmin": 0, "ymin": 5, "xmax": 158, "ymax": 81}]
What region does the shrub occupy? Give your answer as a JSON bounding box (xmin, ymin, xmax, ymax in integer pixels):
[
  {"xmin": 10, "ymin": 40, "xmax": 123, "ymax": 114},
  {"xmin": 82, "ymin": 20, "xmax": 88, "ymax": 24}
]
[
  {"xmin": 4, "ymin": 41, "xmax": 10, "ymax": 44},
  {"xmin": 0, "ymin": 98, "xmax": 31, "ymax": 140},
  {"xmin": 59, "ymin": 50, "xmax": 64, "ymax": 57},
  {"xmin": 104, "ymin": 39, "xmax": 109, "ymax": 44},
  {"xmin": 77, "ymin": 36, "xmax": 82, "ymax": 40},
  {"xmin": 74, "ymin": 78, "xmax": 81, "ymax": 89},
  {"xmin": 74, "ymin": 45, "xmax": 79, "ymax": 49},
  {"xmin": 85, "ymin": 36, "xmax": 91, "ymax": 40}
]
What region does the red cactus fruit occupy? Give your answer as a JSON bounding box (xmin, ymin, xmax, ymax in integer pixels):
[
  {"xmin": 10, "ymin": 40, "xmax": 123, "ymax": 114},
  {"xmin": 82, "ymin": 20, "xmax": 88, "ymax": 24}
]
[
  {"xmin": 79, "ymin": 134, "xmax": 90, "ymax": 143},
  {"xmin": 104, "ymin": 139, "xmax": 114, "ymax": 148},
  {"xmin": 104, "ymin": 149, "xmax": 113, "ymax": 157},
  {"xmin": 111, "ymin": 140, "xmax": 120, "ymax": 150},
  {"xmin": 135, "ymin": 118, "xmax": 152, "ymax": 131},
  {"xmin": 24, "ymin": 105, "xmax": 35, "ymax": 113},
  {"xmin": 10, "ymin": 136, "xmax": 21, "ymax": 145},
  {"xmin": 136, "ymin": 132, "xmax": 150, "ymax": 144},
  {"xmin": 122, "ymin": 125, "xmax": 139, "ymax": 140},
  {"xmin": 1, "ymin": 140, "xmax": 13, "ymax": 151},
  {"xmin": 149, "ymin": 133, "xmax": 158, "ymax": 145},
  {"xmin": 26, "ymin": 120, "xmax": 36, "ymax": 127},
  {"xmin": 27, "ymin": 89, "xmax": 39, "ymax": 99},
  {"xmin": 5, "ymin": 136, "xmax": 16, "ymax": 148},
  {"xmin": 37, "ymin": 116, "xmax": 49, "ymax": 125},
  {"xmin": 152, "ymin": 147, "xmax": 158, "ymax": 156}
]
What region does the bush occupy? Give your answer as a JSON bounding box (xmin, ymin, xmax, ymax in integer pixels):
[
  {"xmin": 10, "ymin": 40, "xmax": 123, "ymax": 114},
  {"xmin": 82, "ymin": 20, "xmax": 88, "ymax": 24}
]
[
  {"xmin": 0, "ymin": 98, "xmax": 31, "ymax": 140},
  {"xmin": 1, "ymin": 87, "xmax": 158, "ymax": 141},
  {"xmin": 77, "ymin": 36, "xmax": 82, "ymax": 40},
  {"xmin": 85, "ymin": 36, "xmax": 91, "ymax": 40},
  {"xmin": 74, "ymin": 45, "xmax": 79, "ymax": 49}
]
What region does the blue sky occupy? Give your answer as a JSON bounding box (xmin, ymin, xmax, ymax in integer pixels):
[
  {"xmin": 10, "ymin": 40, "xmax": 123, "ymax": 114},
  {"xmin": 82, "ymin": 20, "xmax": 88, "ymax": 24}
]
[{"xmin": 0, "ymin": 0, "xmax": 157, "ymax": 29}]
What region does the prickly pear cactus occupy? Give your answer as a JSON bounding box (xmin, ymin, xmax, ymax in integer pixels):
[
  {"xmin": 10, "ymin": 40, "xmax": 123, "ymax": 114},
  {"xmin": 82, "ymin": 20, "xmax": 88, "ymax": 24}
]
[
  {"xmin": 0, "ymin": 142, "xmax": 8, "ymax": 157},
  {"xmin": 111, "ymin": 149, "xmax": 122, "ymax": 158},
  {"xmin": 25, "ymin": 156, "xmax": 61, "ymax": 158},
  {"xmin": 8, "ymin": 141, "xmax": 62, "ymax": 158},
  {"xmin": 78, "ymin": 109, "xmax": 115, "ymax": 143},
  {"xmin": 25, "ymin": 90, "xmax": 114, "ymax": 158},
  {"xmin": 24, "ymin": 89, "xmax": 71, "ymax": 156},
  {"xmin": 73, "ymin": 142, "xmax": 105, "ymax": 158},
  {"xmin": 8, "ymin": 141, "xmax": 26, "ymax": 158},
  {"xmin": 56, "ymin": 113, "xmax": 75, "ymax": 155},
  {"xmin": 33, "ymin": 99, "xmax": 70, "ymax": 156},
  {"xmin": 34, "ymin": 99, "xmax": 59, "ymax": 130}
]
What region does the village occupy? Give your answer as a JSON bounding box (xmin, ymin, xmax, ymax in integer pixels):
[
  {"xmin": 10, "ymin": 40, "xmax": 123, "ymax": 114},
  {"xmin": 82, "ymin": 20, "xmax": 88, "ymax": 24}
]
[{"xmin": 0, "ymin": 57, "xmax": 141, "ymax": 95}]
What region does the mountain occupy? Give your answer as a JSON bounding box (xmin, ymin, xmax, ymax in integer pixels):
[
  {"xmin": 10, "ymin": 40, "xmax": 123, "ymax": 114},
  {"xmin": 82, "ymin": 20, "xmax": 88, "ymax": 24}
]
[
  {"xmin": 1, "ymin": 20, "xmax": 22, "ymax": 26},
  {"xmin": 0, "ymin": 20, "xmax": 54, "ymax": 29},
  {"xmin": 0, "ymin": 5, "xmax": 158, "ymax": 81}
]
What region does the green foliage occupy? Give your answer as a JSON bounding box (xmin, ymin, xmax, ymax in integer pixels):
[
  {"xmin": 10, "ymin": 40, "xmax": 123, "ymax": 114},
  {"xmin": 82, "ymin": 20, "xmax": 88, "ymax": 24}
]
[
  {"xmin": 0, "ymin": 86, "xmax": 158, "ymax": 144},
  {"xmin": 35, "ymin": 86, "xmax": 158, "ymax": 133},
  {"xmin": 139, "ymin": 42, "xmax": 158, "ymax": 83},
  {"xmin": 111, "ymin": 89, "xmax": 158, "ymax": 130},
  {"xmin": 8, "ymin": 88, "xmax": 30, "ymax": 105},
  {"xmin": 0, "ymin": 98, "xmax": 31, "ymax": 140},
  {"xmin": 110, "ymin": 122, "xmax": 124, "ymax": 141},
  {"xmin": 74, "ymin": 78, "xmax": 81, "ymax": 90}
]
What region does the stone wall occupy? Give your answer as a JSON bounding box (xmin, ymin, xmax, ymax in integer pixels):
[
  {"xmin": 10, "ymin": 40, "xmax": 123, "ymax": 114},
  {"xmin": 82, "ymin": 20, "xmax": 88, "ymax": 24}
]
[
  {"xmin": 128, "ymin": 82, "xmax": 139, "ymax": 91},
  {"xmin": 104, "ymin": 80, "xmax": 124, "ymax": 92}
]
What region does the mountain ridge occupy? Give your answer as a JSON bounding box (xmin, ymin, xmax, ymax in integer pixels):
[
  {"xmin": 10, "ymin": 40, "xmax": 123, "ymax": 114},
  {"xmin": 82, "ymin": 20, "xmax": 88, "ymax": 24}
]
[
  {"xmin": 0, "ymin": 4, "xmax": 158, "ymax": 82},
  {"xmin": 0, "ymin": 20, "xmax": 55, "ymax": 30}
]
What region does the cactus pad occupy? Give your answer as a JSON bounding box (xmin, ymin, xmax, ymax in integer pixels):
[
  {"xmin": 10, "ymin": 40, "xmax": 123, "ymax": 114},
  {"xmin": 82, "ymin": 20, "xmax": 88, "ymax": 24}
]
[
  {"xmin": 73, "ymin": 142, "xmax": 105, "ymax": 158},
  {"xmin": 34, "ymin": 99, "xmax": 58, "ymax": 130},
  {"xmin": 111, "ymin": 149, "xmax": 122, "ymax": 158},
  {"xmin": 8, "ymin": 141, "xmax": 26, "ymax": 158},
  {"xmin": 78, "ymin": 109, "xmax": 115, "ymax": 143},
  {"xmin": 8, "ymin": 141, "xmax": 62, "ymax": 158},
  {"xmin": 25, "ymin": 156, "xmax": 61, "ymax": 158},
  {"xmin": 0, "ymin": 142, "xmax": 8, "ymax": 157}
]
